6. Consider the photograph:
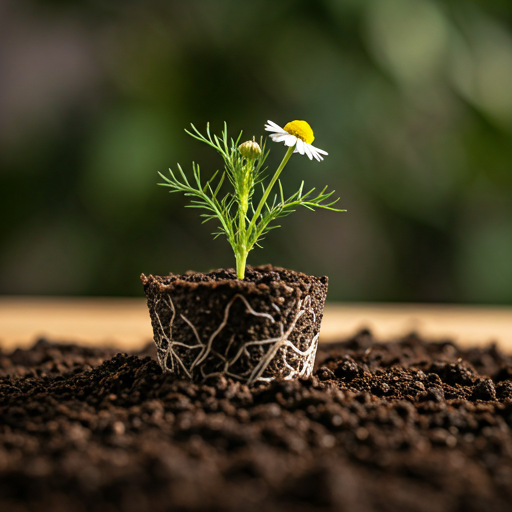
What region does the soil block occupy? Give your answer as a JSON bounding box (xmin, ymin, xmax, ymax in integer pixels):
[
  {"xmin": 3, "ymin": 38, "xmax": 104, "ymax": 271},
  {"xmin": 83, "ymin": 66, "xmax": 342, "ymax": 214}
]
[
  {"xmin": 2, "ymin": 331, "xmax": 512, "ymax": 512},
  {"xmin": 141, "ymin": 266, "xmax": 328, "ymax": 384}
]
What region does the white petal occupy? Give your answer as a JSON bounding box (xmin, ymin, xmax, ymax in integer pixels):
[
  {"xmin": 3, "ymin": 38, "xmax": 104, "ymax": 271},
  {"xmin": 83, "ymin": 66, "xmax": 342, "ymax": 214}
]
[
  {"xmin": 308, "ymin": 146, "xmax": 320, "ymax": 161},
  {"xmin": 303, "ymin": 143, "xmax": 314, "ymax": 160},
  {"xmin": 266, "ymin": 120, "xmax": 282, "ymax": 129},
  {"xmin": 264, "ymin": 120, "xmax": 287, "ymax": 134},
  {"xmin": 295, "ymin": 139, "xmax": 306, "ymax": 155},
  {"xmin": 265, "ymin": 125, "xmax": 286, "ymax": 134},
  {"xmin": 265, "ymin": 127, "xmax": 287, "ymax": 135},
  {"xmin": 310, "ymin": 144, "xmax": 328, "ymax": 155},
  {"xmin": 271, "ymin": 133, "xmax": 290, "ymax": 142},
  {"xmin": 309, "ymin": 144, "xmax": 327, "ymax": 162},
  {"xmin": 283, "ymin": 135, "xmax": 297, "ymax": 147},
  {"xmin": 310, "ymin": 147, "xmax": 324, "ymax": 162}
]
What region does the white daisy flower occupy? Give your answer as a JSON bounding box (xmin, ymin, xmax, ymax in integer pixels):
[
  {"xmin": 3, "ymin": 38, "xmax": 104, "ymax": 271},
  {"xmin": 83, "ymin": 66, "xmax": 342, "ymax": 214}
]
[{"xmin": 264, "ymin": 120, "xmax": 328, "ymax": 162}]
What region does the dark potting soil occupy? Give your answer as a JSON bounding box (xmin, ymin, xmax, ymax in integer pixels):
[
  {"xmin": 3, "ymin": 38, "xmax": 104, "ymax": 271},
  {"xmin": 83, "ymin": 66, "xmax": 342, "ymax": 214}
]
[
  {"xmin": 144, "ymin": 264, "xmax": 326, "ymax": 287},
  {"xmin": 141, "ymin": 266, "xmax": 328, "ymax": 382},
  {"xmin": 2, "ymin": 332, "xmax": 512, "ymax": 512}
]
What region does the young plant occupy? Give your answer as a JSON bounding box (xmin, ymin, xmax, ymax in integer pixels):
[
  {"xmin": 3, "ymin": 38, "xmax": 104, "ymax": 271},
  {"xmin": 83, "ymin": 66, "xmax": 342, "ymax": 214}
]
[{"xmin": 158, "ymin": 120, "xmax": 344, "ymax": 279}]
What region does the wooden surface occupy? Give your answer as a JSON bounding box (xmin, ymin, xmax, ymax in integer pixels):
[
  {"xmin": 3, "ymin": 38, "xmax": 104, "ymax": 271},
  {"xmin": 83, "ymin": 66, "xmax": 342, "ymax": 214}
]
[{"xmin": 0, "ymin": 296, "xmax": 511, "ymax": 352}]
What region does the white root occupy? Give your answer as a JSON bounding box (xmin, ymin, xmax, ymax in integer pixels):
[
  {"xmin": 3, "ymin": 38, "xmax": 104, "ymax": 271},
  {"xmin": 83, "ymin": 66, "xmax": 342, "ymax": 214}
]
[{"xmin": 152, "ymin": 292, "xmax": 319, "ymax": 384}]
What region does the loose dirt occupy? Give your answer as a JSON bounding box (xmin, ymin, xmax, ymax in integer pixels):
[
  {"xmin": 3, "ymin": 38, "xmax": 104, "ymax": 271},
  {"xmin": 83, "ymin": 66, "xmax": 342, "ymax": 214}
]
[{"xmin": 1, "ymin": 330, "xmax": 512, "ymax": 512}]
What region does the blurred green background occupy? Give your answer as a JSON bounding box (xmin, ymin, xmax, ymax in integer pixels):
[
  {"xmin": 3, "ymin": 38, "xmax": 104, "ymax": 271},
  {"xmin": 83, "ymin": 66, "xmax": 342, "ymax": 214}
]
[{"xmin": 0, "ymin": 0, "xmax": 511, "ymax": 303}]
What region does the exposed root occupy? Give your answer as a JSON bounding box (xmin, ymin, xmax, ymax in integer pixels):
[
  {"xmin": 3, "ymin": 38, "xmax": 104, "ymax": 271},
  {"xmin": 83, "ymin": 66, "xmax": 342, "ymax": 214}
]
[
  {"xmin": 152, "ymin": 292, "xmax": 319, "ymax": 384},
  {"xmin": 153, "ymin": 296, "xmax": 203, "ymax": 379}
]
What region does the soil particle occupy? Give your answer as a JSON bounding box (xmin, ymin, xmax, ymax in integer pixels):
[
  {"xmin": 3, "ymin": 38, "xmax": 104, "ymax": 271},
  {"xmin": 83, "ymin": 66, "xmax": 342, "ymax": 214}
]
[
  {"xmin": 1, "ymin": 331, "xmax": 512, "ymax": 511},
  {"xmin": 472, "ymin": 378, "xmax": 497, "ymax": 401}
]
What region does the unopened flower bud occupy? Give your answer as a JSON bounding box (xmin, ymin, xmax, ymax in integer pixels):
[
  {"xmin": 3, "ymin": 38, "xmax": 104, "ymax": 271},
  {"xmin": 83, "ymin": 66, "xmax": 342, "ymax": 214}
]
[{"xmin": 238, "ymin": 139, "xmax": 262, "ymax": 160}]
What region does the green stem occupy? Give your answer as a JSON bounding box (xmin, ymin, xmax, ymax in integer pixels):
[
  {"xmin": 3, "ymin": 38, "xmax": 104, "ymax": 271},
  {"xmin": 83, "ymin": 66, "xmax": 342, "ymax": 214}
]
[
  {"xmin": 246, "ymin": 145, "xmax": 294, "ymax": 245},
  {"xmin": 235, "ymin": 163, "xmax": 251, "ymax": 279},
  {"xmin": 236, "ymin": 204, "xmax": 248, "ymax": 279},
  {"xmin": 236, "ymin": 250, "xmax": 248, "ymax": 279}
]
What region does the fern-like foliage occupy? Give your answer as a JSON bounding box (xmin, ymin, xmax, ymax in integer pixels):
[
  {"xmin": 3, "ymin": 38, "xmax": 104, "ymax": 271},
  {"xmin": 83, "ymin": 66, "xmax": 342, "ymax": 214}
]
[{"xmin": 158, "ymin": 123, "xmax": 344, "ymax": 279}]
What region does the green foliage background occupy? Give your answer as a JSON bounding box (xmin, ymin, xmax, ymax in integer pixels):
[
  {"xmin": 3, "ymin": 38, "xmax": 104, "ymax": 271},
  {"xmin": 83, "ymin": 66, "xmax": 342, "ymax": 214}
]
[{"xmin": 0, "ymin": 0, "xmax": 511, "ymax": 303}]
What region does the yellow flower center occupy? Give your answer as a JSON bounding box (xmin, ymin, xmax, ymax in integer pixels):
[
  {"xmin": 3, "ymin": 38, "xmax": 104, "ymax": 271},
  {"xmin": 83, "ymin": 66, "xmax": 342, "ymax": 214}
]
[{"xmin": 283, "ymin": 120, "xmax": 315, "ymax": 144}]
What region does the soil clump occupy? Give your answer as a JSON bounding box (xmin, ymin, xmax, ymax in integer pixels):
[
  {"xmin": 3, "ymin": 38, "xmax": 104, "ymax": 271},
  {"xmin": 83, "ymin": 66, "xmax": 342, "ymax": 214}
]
[
  {"xmin": 1, "ymin": 331, "xmax": 512, "ymax": 512},
  {"xmin": 141, "ymin": 265, "xmax": 328, "ymax": 382}
]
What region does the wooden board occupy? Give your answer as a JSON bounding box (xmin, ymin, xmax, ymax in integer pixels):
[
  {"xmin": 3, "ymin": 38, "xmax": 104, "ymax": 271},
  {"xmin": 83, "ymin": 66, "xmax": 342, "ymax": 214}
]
[{"xmin": 0, "ymin": 296, "xmax": 511, "ymax": 352}]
